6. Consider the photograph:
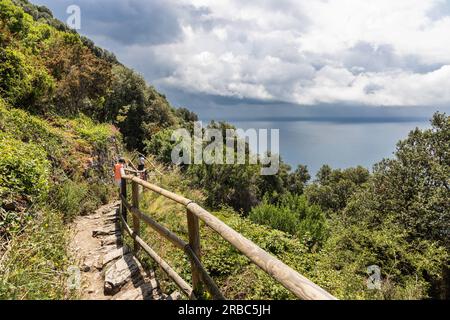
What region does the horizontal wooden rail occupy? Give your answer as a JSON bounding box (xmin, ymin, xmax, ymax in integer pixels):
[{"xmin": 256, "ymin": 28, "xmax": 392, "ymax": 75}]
[
  {"xmin": 124, "ymin": 175, "xmax": 192, "ymax": 206},
  {"xmin": 125, "ymin": 168, "xmax": 146, "ymax": 174},
  {"xmin": 186, "ymin": 202, "xmax": 335, "ymax": 300},
  {"xmin": 121, "ymin": 174, "xmax": 337, "ymax": 300},
  {"xmin": 120, "ymin": 194, "xmax": 224, "ymax": 300},
  {"xmin": 118, "ymin": 209, "xmax": 196, "ymax": 299},
  {"xmin": 122, "ymin": 196, "xmax": 186, "ymax": 250}
]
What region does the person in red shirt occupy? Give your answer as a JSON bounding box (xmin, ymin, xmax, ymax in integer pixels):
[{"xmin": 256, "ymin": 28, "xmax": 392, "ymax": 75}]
[{"xmin": 114, "ymin": 158, "xmax": 126, "ymax": 188}]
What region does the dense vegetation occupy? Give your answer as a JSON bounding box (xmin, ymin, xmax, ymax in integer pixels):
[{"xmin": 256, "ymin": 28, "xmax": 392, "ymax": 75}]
[
  {"xmin": 0, "ymin": 0, "xmax": 123, "ymax": 298},
  {"xmin": 0, "ymin": 0, "xmax": 448, "ymax": 300},
  {"xmin": 0, "ymin": 99, "xmax": 120, "ymax": 298}
]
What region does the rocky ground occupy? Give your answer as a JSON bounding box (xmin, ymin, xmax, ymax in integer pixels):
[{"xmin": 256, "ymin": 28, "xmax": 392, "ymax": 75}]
[{"xmin": 69, "ymin": 201, "xmax": 180, "ymax": 300}]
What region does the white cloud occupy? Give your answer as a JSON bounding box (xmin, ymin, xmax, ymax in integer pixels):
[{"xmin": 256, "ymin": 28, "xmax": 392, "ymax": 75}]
[
  {"xmin": 35, "ymin": 0, "xmax": 450, "ymax": 107},
  {"xmin": 147, "ymin": 0, "xmax": 450, "ymax": 106}
]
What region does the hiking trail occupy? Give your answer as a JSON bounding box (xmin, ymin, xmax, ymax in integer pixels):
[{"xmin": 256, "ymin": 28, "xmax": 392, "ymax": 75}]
[{"xmin": 69, "ymin": 201, "xmax": 180, "ymax": 300}]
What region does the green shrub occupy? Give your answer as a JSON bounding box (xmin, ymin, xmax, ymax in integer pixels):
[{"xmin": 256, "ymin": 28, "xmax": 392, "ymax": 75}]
[
  {"xmin": 310, "ymin": 218, "xmax": 448, "ymax": 299},
  {"xmin": 0, "ymin": 46, "xmax": 54, "ymax": 107},
  {"xmin": 50, "ymin": 179, "xmax": 112, "ymax": 221},
  {"xmin": 0, "ymin": 47, "xmax": 30, "ymax": 104},
  {"xmin": 0, "ymin": 133, "xmax": 49, "ymax": 203},
  {"xmin": 144, "ymin": 128, "xmax": 177, "ymax": 165},
  {"xmin": 249, "ymin": 203, "xmax": 298, "ymax": 235},
  {"xmin": 89, "ymin": 182, "xmax": 114, "ymax": 205},
  {"xmin": 0, "ymin": 133, "xmax": 49, "ymax": 239},
  {"xmin": 71, "ymin": 115, "xmax": 112, "ymax": 149},
  {"xmin": 0, "ymin": 0, "xmax": 32, "ymax": 36},
  {"xmin": 249, "ymin": 194, "xmax": 327, "ymax": 247},
  {"xmin": 0, "ymin": 104, "xmax": 64, "ymax": 159},
  {"xmin": 50, "ymin": 180, "xmax": 89, "ymax": 221}
]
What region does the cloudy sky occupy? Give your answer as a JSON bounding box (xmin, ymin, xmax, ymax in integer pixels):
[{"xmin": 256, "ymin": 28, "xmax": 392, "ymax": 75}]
[{"xmin": 32, "ymin": 0, "xmax": 450, "ymax": 118}]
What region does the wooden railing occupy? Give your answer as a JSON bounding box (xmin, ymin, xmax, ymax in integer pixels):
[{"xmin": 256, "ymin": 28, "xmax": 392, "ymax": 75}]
[{"xmin": 119, "ymin": 171, "xmax": 337, "ymax": 300}]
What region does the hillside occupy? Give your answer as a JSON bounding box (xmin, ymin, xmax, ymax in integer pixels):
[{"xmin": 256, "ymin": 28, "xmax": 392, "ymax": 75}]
[
  {"xmin": 0, "ymin": 98, "xmax": 121, "ymax": 298},
  {"xmin": 0, "ymin": 0, "xmax": 449, "ymax": 300}
]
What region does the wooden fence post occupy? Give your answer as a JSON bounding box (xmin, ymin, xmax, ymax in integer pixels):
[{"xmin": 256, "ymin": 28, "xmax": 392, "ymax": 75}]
[
  {"xmin": 121, "ymin": 177, "xmax": 127, "ymax": 222},
  {"xmin": 132, "ymin": 180, "xmax": 141, "ymax": 253},
  {"xmin": 187, "ymin": 208, "xmax": 203, "ymax": 296}
]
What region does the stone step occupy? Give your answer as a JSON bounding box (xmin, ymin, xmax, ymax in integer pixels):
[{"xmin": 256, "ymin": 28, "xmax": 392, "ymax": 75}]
[
  {"xmin": 103, "ymin": 210, "xmax": 119, "ymax": 218},
  {"xmin": 104, "ymin": 253, "xmax": 142, "ymax": 295},
  {"xmin": 103, "ymin": 246, "xmax": 131, "ymax": 267},
  {"xmin": 81, "ymin": 254, "xmax": 102, "ymax": 272},
  {"xmin": 93, "ymin": 225, "xmax": 121, "ymax": 237},
  {"xmin": 104, "ymin": 216, "xmax": 119, "ymax": 224},
  {"xmin": 83, "ymin": 202, "xmax": 168, "ymax": 300},
  {"xmin": 112, "ymin": 281, "xmax": 160, "ymax": 300},
  {"xmin": 101, "ymin": 235, "xmax": 123, "ymax": 246}
]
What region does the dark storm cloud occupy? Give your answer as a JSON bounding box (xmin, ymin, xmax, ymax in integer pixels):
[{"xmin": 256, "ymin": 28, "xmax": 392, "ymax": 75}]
[
  {"xmin": 162, "ymin": 85, "xmax": 448, "ymax": 122},
  {"xmin": 344, "ymin": 42, "xmax": 445, "ymax": 74},
  {"xmin": 30, "ymin": 0, "xmax": 450, "ymax": 109},
  {"xmin": 32, "ymin": 0, "xmax": 183, "ymax": 45}
]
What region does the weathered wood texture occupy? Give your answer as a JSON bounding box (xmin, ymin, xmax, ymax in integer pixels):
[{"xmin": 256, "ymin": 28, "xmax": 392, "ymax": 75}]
[
  {"xmin": 119, "ymin": 210, "xmax": 196, "ymax": 299},
  {"xmin": 120, "ymin": 178, "xmax": 127, "ymax": 222},
  {"xmin": 131, "ymin": 181, "xmax": 140, "ymax": 253},
  {"xmin": 121, "ymin": 195, "xmax": 186, "ymax": 250},
  {"xmin": 120, "ymin": 194, "xmax": 224, "ymax": 300},
  {"xmin": 187, "ymin": 208, "xmax": 202, "ymax": 294},
  {"xmin": 121, "ymin": 174, "xmax": 337, "ymax": 300},
  {"xmin": 187, "ymin": 202, "xmax": 336, "ymax": 300}
]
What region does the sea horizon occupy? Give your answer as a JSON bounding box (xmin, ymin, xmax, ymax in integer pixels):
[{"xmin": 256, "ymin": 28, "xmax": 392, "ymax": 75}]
[{"xmin": 196, "ymin": 113, "xmax": 434, "ymax": 176}]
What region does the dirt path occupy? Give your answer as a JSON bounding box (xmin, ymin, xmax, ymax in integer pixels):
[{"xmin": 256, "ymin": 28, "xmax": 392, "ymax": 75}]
[{"xmin": 69, "ymin": 202, "xmax": 180, "ymax": 300}]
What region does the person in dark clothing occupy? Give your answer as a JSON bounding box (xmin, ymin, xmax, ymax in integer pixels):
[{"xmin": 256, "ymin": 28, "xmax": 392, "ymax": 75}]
[
  {"xmin": 137, "ymin": 154, "xmax": 145, "ymax": 171},
  {"xmin": 137, "ymin": 154, "xmax": 147, "ymax": 180}
]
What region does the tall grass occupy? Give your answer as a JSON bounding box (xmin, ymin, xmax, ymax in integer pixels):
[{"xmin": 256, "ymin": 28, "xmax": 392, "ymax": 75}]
[
  {"xmin": 0, "ymin": 207, "xmax": 75, "ymax": 300},
  {"xmin": 50, "ymin": 179, "xmax": 115, "ymax": 222}
]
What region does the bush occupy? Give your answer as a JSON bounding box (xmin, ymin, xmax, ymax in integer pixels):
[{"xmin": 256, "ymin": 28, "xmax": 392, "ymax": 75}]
[
  {"xmin": 0, "ymin": 133, "xmax": 49, "ymax": 240},
  {"xmin": 50, "ymin": 180, "xmax": 89, "ymax": 221},
  {"xmin": 144, "ymin": 128, "xmax": 177, "ymax": 165},
  {"xmin": 0, "ymin": 46, "xmax": 54, "ymax": 108},
  {"xmin": 0, "ymin": 47, "xmax": 30, "ymax": 104},
  {"xmin": 0, "ymin": 0, "xmax": 32, "ymax": 35},
  {"xmin": 0, "ymin": 133, "xmax": 49, "ymax": 203},
  {"xmin": 250, "ymin": 203, "xmax": 298, "ymax": 235},
  {"xmin": 0, "ymin": 103, "xmax": 64, "ymax": 158},
  {"xmin": 71, "ymin": 115, "xmax": 112, "ymax": 149},
  {"xmin": 250, "ymin": 194, "xmax": 327, "ymax": 247},
  {"xmin": 50, "ymin": 179, "xmax": 113, "ymax": 221},
  {"xmin": 311, "ymin": 218, "xmax": 448, "ymax": 299}
]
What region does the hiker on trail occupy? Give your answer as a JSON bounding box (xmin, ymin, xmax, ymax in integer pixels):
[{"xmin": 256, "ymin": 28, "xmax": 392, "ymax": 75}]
[
  {"xmin": 137, "ymin": 154, "xmax": 147, "ymax": 181},
  {"xmin": 137, "ymin": 154, "xmax": 145, "ymax": 171},
  {"xmin": 114, "ymin": 158, "xmax": 126, "ymax": 188}
]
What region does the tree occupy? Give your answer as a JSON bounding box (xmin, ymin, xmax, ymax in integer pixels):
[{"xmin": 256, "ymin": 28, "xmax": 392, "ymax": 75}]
[
  {"xmin": 103, "ymin": 65, "xmax": 146, "ymax": 122},
  {"xmin": 188, "ymin": 153, "xmax": 261, "ymax": 214},
  {"xmin": 176, "ymin": 107, "xmax": 198, "ymax": 123},
  {"xmin": 312, "ymin": 216, "xmax": 447, "ymax": 299},
  {"xmin": 42, "ymin": 34, "xmax": 112, "ymax": 117},
  {"xmin": 106, "ymin": 66, "xmax": 179, "ymax": 150},
  {"xmin": 287, "ymin": 164, "xmax": 311, "ymax": 195},
  {"xmin": 305, "ymin": 165, "xmax": 370, "ymax": 212},
  {"xmin": 257, "ymin": 160, "xmax": 291, "ymax": 202},
  {"xmin": 345, "ymin": 113, "xmax": 449, "ymax": 247},
  {"xmin": 341, "ymin": 113, "xmax": 450, "ymax": 298},
  {"xmin": 144, "ymin": 128, "xmax": 177, "ymax": 165}
]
